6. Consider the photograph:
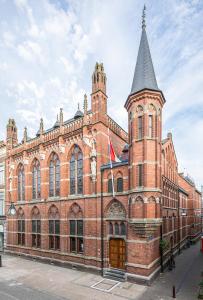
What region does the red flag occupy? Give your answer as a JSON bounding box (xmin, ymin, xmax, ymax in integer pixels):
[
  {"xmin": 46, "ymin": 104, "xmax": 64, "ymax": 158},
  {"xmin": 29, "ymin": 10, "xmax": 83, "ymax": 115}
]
[{"xmin": 109, "ymin": 140, "xmax": 120, "ymax": 163}]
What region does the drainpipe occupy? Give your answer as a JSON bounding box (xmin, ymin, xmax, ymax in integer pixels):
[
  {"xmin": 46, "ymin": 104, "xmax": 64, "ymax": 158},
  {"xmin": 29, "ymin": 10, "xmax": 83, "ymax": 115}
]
[
  {"xmin": 160, "ymin": 223, "xmax": 164, "ymax": 273},
  {"xmin": 178, "ymin": 189, "xmax": 181, "ymax": 254},
  {"xmin": 100, "ymin": 168, "xmax": 104, "ymax": 276}
]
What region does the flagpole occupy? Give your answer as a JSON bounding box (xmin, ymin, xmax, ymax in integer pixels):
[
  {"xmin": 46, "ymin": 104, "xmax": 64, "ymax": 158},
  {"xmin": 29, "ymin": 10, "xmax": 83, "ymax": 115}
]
[{"xmin": 108, "ymin": 128, "xmax": 115, "ymax": 198}]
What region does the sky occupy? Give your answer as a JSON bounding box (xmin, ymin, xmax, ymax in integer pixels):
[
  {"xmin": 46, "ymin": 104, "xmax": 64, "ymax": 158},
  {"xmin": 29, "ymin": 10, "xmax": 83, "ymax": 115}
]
[{"xmin": 0, "ymin": 0, "xmax": 203, "ymax": 189}]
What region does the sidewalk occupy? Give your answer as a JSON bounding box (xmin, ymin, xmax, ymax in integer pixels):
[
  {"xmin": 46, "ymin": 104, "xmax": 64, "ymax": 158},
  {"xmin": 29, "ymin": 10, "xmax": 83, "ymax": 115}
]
[
  {"xmin": 0, "ymin": 241, "xmax": 202, "ymax": 300},
  {"xmin": 138, "ymin": 240, "xmax": 203, "ymax": 300}
]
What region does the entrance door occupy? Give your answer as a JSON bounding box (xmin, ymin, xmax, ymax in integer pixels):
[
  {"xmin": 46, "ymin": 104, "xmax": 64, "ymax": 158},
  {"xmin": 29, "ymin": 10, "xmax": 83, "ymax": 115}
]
[{"xmin": 109, "ymin": 238, "xmax": 126, "ymax": 270}]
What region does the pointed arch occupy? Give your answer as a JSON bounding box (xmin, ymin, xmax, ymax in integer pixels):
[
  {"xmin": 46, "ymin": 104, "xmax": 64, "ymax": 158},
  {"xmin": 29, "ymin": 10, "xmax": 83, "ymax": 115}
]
[
  {"xmin": 107, "ymin": 172, "xmax": 113, "ymax": 193},
  {"xmin": 49, "ymin": 152, "xmax": 60, "ymax": 197},
  {"xmin": 115, "ymin": 171, "xmax": 123, "ymax": 193},
  {"xmin": 147, "ymin": 196, "xmax": 156, "ymax": 218},
  {"xmin": 31, "ymin": 158, "xmax": 41, "ymax": 199},
  {"xmin": 130, "ymin": 196, "xmax": 144, "ymax": 219},
  {"xmin": 48, "ymin": 204, "xmax": 59, "ymax": 219},
  {"xmin": 48, "ymin": 204, "xmax": 60, "ymax": 250},
  {"xmin": 105, "ymin": 199, "xmax": 126, "ymax": 220},
  {"xmin": 31, "ymin": 206, "xmax": 40, "ymax": 219},
  {"xmin": 68, "ymin": 202, "xmax": 84, "ymax": 254},
  {"xmin": 31, "ymin": 206, "xmax": 41, "ymax": 248},
  {"xmin": 69, "ymin": 145, "xmax": 83, "ymax": 195},
  {"xmin": 17, "ymin": 163, "xmax": 25, "ymax": 201},
  {"xmin": 17, "ymin": 207, "xmax": 25, "ymax": 246},
  {"xmin": 68, "ymin": 203, "xmax": 83, "ymax": 219}
]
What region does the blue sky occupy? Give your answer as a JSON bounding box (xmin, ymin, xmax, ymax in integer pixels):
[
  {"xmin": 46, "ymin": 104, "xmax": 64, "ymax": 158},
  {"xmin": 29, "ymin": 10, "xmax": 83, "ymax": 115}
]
[{"xmin": 0, "ymin": 0, "xmax": 203, "ymax": 188}]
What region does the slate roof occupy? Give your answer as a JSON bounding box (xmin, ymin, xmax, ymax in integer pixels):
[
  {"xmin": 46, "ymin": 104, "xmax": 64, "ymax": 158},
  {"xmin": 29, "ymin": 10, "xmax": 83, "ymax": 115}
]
[{"xmin": 131, "ymin": 26, "xmax": 159, "ymax": 95}]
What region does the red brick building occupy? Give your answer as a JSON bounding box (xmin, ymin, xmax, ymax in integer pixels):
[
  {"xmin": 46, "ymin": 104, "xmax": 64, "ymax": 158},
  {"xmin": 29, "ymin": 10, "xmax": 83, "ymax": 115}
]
[{"xmin": 5, "ymin": 9, "xmax": 201, "ymax": 283}]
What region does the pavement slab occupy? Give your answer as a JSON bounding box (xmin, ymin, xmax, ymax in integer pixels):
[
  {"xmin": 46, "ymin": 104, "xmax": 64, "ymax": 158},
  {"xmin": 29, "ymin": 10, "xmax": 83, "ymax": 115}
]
[{"xmin": 0, "ymin": 241, "xmax": 202, "ymax": 300}]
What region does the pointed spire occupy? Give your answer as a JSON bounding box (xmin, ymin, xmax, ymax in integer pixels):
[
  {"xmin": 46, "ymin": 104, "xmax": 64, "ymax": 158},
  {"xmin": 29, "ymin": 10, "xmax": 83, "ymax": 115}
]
[
  {"xmin": 23, "ymin": 127, "xmax": 27, "ymax": 143},
  {"xmin": 74, "ymin": 102, "xmax": 84, "ymax": 119},
  {"xmin": 83, "ymin": 94, "xmax": 88, "ymax": 114},
  {"xmin": 53, "ymin": 114, "xmax": 60, "ymax": 128},
  {"xmin": 59, "ymin": 108, "xmax": 63, "ymax": 126},
  {"xmin": 130, "ymin": 6, "xmax": 159, "ymax": 95},
  {"xmin": 40, "ymin": 118, "xmax": 44, "ymax": 134},
  {"xmin": 142, "ymin": 5, "xmax": 146, "ymax": 29}
]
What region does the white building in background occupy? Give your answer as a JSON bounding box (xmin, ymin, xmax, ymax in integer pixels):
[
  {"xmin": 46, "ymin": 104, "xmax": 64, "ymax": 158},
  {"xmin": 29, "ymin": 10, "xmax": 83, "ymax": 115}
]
[{"xmin": 0, "ymin": 141, "xmax": 6, "ymax": 251}]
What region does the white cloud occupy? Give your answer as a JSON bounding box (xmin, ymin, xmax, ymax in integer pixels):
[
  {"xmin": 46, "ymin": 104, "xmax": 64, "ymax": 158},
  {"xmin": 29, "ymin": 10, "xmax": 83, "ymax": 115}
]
[{"xmin": 0, "ymin": 0, "xmax": 203, "ymax": 188}]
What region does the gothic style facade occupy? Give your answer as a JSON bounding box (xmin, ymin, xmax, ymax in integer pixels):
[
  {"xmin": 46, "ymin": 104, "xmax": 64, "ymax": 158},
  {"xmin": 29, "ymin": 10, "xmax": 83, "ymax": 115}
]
[{"xmin": 5, "ymin": 12, "xmax": 201, "ymax": 283}]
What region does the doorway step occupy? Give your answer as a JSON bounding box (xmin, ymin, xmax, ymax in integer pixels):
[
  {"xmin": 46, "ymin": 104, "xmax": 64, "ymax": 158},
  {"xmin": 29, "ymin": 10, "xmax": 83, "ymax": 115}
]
[{"xmin": 104, "ymin": 269, "xmax": 126, "ymax": 282}]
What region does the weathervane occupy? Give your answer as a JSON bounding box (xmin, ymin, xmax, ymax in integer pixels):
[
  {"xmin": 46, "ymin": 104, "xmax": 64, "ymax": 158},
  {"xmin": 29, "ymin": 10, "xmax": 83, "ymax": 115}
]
[{"xmin": 142, "ymin": 4, "xmax": 146, "ymax": 29}]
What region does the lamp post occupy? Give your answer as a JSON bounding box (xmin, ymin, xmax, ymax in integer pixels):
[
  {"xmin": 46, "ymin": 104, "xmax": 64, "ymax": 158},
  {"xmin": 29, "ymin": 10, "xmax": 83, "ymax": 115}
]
[
  {"xmin": 7, "ymin": 202, "xmax": 17, "ymax": 217},
  {"xmin": 0, "ymin": 202, "xmax": 16, "ymax": 267},
  {"xmin": 8, "ymin": 201, "xmax": 17, "ymax": 248}
]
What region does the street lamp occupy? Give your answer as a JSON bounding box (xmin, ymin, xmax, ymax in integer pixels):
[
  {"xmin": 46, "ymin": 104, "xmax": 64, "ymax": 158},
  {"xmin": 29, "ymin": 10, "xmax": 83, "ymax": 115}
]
[
  {"xmin": 0, "ymin": 203, "xmax": 16, "ymax": 267},
  {"xmin": 7, "ymin": 202, "xmax": 17, "ymax": 216}
]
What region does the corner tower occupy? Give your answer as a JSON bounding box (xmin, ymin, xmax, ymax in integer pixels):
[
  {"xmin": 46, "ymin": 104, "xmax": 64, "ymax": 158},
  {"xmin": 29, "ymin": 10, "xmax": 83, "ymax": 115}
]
[
  {"xmin": 6, "ymin": 119, "xmax": 18, "ymax": 150},
  {"xmin": 125, "ymin": 7, "xmax": 165, "ymax": 233},
  {"xmin": 91, "ymin": 62, "xmax": 107, "ymax": 120}
]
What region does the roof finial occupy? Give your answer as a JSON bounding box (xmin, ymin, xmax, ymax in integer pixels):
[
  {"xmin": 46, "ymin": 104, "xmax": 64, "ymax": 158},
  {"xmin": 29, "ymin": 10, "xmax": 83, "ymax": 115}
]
[
  {"xmin": 23, "ymin": 127, "xmax": 27, "ymax": 143},
  {"xmin": 83, "ymin": 94, "xmax": 88, "ymax": 114},
  {"xmin": 59, "ymin": 108, "xmax": 63, "ymax": 126},
  {"xmin": 142, "ymin": 5, "xmax": 146, "ymax": 29},
  {"xmin": 40, "ymin": 118, "xmax": 44, "ymax": 134},
  {"xmin": 78, "ymin": 102, "xmax": 80, "ymax": 110}
]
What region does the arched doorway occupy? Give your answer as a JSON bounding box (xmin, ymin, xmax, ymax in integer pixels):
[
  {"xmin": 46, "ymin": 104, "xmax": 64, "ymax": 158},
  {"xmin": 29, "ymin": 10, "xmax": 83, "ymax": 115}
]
[
  {"xmin": 109, "ymin": 238, "xmax": 125, "ymax": 269},
  {"xmin": 105, "ymin": 199, "xmax": 126, "ymax": 270}
]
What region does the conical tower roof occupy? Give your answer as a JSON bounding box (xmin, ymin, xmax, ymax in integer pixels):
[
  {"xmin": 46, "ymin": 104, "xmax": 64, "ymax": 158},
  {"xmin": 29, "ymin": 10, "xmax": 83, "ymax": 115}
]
[{"xmin": 131, "ymin": 6, "xmax": 159, "ymax": 95}]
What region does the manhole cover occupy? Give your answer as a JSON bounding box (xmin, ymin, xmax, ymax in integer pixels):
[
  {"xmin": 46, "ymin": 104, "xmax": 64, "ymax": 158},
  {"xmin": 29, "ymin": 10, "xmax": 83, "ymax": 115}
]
[{"xmin": 91, "ymin": 278, "xmax": 120, "ymax": 292}]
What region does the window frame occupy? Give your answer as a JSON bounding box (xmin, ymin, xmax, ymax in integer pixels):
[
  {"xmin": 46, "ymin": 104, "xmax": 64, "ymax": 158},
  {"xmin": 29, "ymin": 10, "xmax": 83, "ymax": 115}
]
[
  {"xmin": 17, "ymin": 219, "xmax": 25, "ymax": 246},
  {"xmin": 138, "ymin": 116, "xmax": 143, "ymax": 139},
  {"xmin": 69, "ymin": 219, "xmax": 84, "ymax": 254},
  {"xmin": 31, "ymin": 219, "xmax": 41, "ymax": 248},
  {"xmin": 49, "ymin": 219, "xmax": 60, "ymax": 250},
  {"xmin": 49, "ymin": 153, "xmax": 60, "ymax": 197},
  {"xmin": 32, "ymin": 159, "xmax": 41, "ymax": 200},
  {"xmin": 138, "ymin": 164, "xmax": 143, "ymax": 187},
  {"xmin": 70, "ymin": 146, "xmax": 83, "ymax": 195},
  {"xmin": 117, "ymin": 177, "xmax": 123, "ymax": 192},
  {"xmin": 18, "ymin": 164, "xmax": 25, "ymax": 201}
]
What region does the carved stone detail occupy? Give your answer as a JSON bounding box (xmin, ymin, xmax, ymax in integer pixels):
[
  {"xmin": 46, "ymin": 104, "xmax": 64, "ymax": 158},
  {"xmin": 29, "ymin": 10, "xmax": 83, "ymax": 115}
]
[
  {"xmin": 48, "ymin": 205, "xmax": 59, "ymax": 219},
  {"xmin": 69, "ymin": 203, "xmax": 83, "ymax": 219},
  {"xmin": 106, "ymin": 200, "xmax": 126, "ymax": 220}
]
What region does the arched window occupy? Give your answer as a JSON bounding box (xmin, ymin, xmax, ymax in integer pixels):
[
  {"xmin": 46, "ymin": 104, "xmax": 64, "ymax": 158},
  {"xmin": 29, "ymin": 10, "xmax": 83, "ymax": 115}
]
[
  {"xmin": 138, "ymin": 116, "xmax": 143, "ymax": 139},
  {"xmin": 109, "ymin": 222, "xmax": 113, "ymax": 235},
  {"xmin": 48, "ymin": 205, "xmax": 60, "ymax": 250},
  {"xmin": 129, "ymin": 112, "xmax": 133, "ymax": 143},
  {"xmin": 70, "ymin": 145, "xmax": 83, "ymax": 195},
  {"xmin": 17, "ymin": 208, "xmax": 25, "ymax": 246},
  {"xmin": 18, "ymin": 164, "xmax": 25, "ymax": 201},
  {"xmin": 31, "ymin": 207, "xmax": 41, "ymax": 248},
  {"xmin": 148, "ymin": 115, "xmax": 153, "ymax": 138},
  {"xmin": 117, "ymin": 177, "xmax": 123, "ymax": 192},
  {"xmin": 49, "ymin": 153, "xmax": 60, "ymax": 197},
  {"xmin": 32, "ymin": 159, "xmax": 41, "ymax": 199},
  {"xmin": 108, "ymin": 178, "xmax": 113, "ymax": 193},
  {"xmin": 115, "ymin": 222, "xmax": 119, "ymax": 235},
  {"xmin": 69, "ymin": 203, "xmax": 84, "ymax": 253},
  {"xmin": 120, "ymin": 222, "xmax": 126, "ymax": 235}
]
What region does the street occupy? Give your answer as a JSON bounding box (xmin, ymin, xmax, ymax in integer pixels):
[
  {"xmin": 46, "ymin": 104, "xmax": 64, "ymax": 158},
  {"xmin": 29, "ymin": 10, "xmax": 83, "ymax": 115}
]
[{"xmin": 0, "ymin": 241, "xmax": 202, "ymax": 300}]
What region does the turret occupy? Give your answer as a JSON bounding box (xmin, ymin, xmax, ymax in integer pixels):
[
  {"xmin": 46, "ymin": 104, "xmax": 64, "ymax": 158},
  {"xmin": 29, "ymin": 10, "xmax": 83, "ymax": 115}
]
[
  {"xmin": 125, "ymin": 6, "xmax": 165, "ymax": 227},
  {"xmin": 6, "ymin": 118, "xmax": 18, "ymax": 150},
  {"xmin": 91, "ymin": 62, "xmax": 107, "ymax": 118}
]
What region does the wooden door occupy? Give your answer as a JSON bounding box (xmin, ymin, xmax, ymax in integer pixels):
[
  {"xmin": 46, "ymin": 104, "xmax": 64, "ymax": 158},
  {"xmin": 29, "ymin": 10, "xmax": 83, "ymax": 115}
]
[{"xmin": 109, "ymin": 238, "xmax": 126, "ymax": 270}]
